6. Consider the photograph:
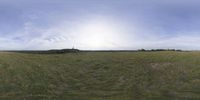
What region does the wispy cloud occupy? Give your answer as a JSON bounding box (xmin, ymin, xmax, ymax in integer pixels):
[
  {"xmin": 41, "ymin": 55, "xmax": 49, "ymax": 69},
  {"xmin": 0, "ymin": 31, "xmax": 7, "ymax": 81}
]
[{"xmin": 0, "ymin": 0, "xmax": 200, "ymax": 50}]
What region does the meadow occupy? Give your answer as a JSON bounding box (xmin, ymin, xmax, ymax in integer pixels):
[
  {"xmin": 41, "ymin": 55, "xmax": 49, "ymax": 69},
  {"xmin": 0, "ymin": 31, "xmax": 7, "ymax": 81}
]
[{"xmin": 0, "ymin": 51, "xmax": 199, "ymax": 100}]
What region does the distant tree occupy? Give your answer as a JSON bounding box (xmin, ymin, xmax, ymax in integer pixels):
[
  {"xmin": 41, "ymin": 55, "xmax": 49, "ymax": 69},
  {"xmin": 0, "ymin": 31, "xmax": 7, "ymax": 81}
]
[
  {"xmin": 176, "ymin": 49, "xmax": 182, "ymax": 51},
  {"xmin": 151, "ymin": 49, "xmax": 155, "ymax": 51},
  {"xmin": 138, "ymin": 48, "xmax": 146, "ymax": 51}
]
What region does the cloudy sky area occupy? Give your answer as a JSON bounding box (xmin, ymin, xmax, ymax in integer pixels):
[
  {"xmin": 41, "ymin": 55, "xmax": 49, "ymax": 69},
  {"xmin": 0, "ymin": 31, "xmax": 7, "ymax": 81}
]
[{"xmin": 1, "ymin": 0, "xmax": 200, "ymax": 50}]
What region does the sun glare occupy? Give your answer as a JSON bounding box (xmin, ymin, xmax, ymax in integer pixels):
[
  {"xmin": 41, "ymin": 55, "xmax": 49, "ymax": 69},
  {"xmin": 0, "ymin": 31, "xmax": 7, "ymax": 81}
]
[{"xmin": 76, "ymin": 18, "xmax": 119, "ymax": 49}]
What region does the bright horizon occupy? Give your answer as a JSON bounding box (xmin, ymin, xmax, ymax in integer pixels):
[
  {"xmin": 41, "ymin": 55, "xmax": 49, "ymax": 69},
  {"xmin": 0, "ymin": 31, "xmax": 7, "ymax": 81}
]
[{"xmin": 1, "ymin": 0, "xmax": 200, "ymax": 50}]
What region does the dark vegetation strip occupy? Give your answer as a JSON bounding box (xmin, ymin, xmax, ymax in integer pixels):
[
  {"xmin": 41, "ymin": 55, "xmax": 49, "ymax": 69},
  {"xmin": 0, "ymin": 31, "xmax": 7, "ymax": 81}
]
[{"xmin": 3, "ymin": 49, "xmax": 185, "ymax": 54}]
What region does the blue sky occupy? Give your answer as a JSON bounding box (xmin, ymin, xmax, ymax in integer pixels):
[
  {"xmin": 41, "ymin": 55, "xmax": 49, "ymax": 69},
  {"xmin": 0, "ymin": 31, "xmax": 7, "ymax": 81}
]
[{"xmin": 1, "ymin": 0, "xmax": 200, "ymax": 50}]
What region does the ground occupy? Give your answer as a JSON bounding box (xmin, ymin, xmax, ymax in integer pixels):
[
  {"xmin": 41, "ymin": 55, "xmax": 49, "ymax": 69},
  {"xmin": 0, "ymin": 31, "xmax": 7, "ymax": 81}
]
[{"xmin": 0, "ymin": 51, "xmax": 199, "ymax": 100}]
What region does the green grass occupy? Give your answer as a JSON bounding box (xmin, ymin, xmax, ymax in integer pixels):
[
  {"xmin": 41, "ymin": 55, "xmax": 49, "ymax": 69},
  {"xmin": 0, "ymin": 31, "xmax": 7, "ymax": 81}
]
[{"xmin": 0, "ymin": 51, "xmax": 199, "ymax": 100}]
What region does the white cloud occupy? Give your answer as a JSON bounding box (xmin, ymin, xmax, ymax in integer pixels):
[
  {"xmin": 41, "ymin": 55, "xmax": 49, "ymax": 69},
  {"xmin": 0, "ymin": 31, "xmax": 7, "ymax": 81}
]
[{"xmin": 2, "ymin": 16, "xmax": 200, "ymax": 50}]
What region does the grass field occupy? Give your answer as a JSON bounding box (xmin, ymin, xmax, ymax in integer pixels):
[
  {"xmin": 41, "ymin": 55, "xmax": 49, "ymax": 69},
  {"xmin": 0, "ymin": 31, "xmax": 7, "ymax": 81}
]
[{"xmin": 0, "ymin": 51, "xmax": 199, "ymax": 100}]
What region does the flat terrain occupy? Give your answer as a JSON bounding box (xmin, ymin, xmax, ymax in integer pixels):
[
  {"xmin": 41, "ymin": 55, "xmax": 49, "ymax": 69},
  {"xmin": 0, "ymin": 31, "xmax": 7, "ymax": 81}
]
[{"xmin": 0, "ymin": 51, "xmax": 199, "ymax": 100}]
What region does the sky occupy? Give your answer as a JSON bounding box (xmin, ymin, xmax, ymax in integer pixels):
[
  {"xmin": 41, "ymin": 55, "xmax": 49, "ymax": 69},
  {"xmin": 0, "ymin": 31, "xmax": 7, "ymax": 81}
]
[{"xmin": 1, "ymin": 0, "xmax": 200, "ymax": 50}]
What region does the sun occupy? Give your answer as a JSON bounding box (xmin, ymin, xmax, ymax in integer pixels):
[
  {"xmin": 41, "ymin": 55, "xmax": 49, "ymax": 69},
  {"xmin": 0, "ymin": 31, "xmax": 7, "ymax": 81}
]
[{"xmin": 76, "ymin": 19, "xmax": 118, "ymax": 49}]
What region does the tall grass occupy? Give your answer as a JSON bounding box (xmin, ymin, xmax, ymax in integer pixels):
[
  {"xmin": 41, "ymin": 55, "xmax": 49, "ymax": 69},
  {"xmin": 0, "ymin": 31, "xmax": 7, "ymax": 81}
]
[{"xmin": 0, "ymin": 51, "xmax": 199, "ymax": 100}]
